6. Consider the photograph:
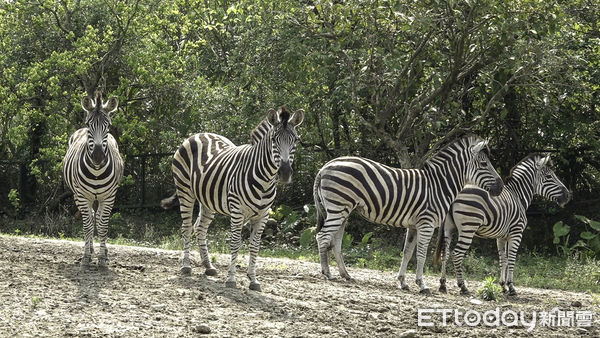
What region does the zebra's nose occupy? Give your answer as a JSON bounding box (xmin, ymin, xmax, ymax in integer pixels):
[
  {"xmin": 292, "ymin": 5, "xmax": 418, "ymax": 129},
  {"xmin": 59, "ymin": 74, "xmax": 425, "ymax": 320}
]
[
  {"xmin": 489, "ymin": 177, "xmax": 504, "ymax": 196},
  {"xmin": 278, "ymin": 161, "xmax": 293, "ymax": 184},
  {"xmin": 91, "ymin": 144, "xmax": 105, "ymax": 166}
]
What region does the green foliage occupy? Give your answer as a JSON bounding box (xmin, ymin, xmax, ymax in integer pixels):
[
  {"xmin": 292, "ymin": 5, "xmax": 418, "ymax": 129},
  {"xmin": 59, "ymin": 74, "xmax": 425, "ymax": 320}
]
[
  {"xmin": 553, "ymin": 216, "xmax": 600, "ymax": 258},
  {"xmin": 300, "ymin": 226, "xmax": 316, "ymax": 248},
  {"xmin": 8, "ymin": 189, "xmax": 20, "ymax": 211},
  {"xmin": 477, "ymin": 276, "xmax": 504, "ymax": 301}
]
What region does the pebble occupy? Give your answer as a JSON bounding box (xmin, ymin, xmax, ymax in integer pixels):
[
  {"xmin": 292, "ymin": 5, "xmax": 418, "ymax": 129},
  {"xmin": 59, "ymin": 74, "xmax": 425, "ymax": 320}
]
[
  {"xmin": 193, "ymin": 324, "xmax": 211, "ymax": 334},
  {"xmin": 470, "ymin": 298, "xmax": 483, "ymax": 305},
  {"xmin": 399, "ymin": 329, "xmax": 418, "ymax": 338},
  {"xmin": 571, "ymin": 300, "xmax": 582, "ymax": 307}
]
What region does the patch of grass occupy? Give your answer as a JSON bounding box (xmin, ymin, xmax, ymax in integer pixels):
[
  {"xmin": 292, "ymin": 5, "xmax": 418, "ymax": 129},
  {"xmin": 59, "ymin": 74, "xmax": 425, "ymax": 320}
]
[{"xmin": 477, "ymin": 276, "xmax": 503, "ymax": 301}]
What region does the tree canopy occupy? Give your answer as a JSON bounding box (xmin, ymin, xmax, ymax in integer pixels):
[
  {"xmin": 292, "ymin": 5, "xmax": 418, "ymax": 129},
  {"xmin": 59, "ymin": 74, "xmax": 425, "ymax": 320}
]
[{"xmin": 0, "ymin": 0, "xmax": 599, "ymax": 250}]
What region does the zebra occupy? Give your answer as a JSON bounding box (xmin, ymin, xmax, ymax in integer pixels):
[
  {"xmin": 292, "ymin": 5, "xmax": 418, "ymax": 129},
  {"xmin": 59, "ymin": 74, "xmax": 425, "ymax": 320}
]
[
  {"xmin": 63, "ymin": 91, "xmax": 124, "ymax": 269},
  {"xmin": 434, "ymin": 153, "xmax": 569, "ymax": 296},
  {"xmin": 313, "ymin": 135, "xmax": 504, "ymax": 293},
  {"xmin": 161, "ymin": 106, "xmax": 303, "ymax": 291}
]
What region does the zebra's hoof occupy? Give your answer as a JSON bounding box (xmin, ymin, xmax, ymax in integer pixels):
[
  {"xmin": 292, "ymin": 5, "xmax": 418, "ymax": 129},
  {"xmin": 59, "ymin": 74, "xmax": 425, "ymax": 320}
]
[
  {"xmin": 439, "ymin": 285, "xmax": 447, "ymax": 293},
  {"xmin": 249, "ymin": 282, "xmax": 262, "ymax": 292},
  {"xmin": 419, "ymin": 288, "xmax": 431, "ymax": 295},
  {"xmin": 322, "ymin": 272, "xmax": 334, "ymax": 280},
  {"xmin": 460, "ymin": 288, "xmax": 470, "ymax": 295},
  {"xmin": 180, "ymin": 266, "xmax": 192, "ymax": 276},
  {"xmin": 508, "ymin": 288, "xmax": 517, "ymax": 296},
  {"xmin": 205, "ymin": 268, "xmax": 218, "ymax": 276},
  {"xmin": 225, "ymin": 281, "xmax": 237, "ymax": 289},
  {"xmin": 400, "ymin": 284, "xmax": 410, "ymax": 291}
]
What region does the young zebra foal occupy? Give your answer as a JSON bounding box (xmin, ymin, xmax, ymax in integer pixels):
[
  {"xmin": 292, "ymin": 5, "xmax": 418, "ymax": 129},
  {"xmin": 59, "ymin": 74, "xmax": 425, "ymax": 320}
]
[
  {"xmin": 313, "ymin": 135, "xmax": 504, "ymax": 293},
  {"xmin": 162, "ymin": 106, "xmax": 303, "ymax": 291},
  {"xmin": 434, "ymin": 154, "xmax": 569, "ymax": 296},
  {"xmin": 63, "ymin": 91, "xmax": 124, "ymax": 269}
]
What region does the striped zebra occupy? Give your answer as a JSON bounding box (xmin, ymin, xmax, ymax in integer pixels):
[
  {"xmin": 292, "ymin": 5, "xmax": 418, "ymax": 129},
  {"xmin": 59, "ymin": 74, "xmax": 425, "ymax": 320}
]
[
  {"xmin": 313, "ymin": 135, "xmax": 504, "ymax": 293},
  {"xmin": 63, "ymin": 91, "xmax": 124, "ymax": 269},
  {"xmin": 161, "ymin": 106, "xmax": 303, "ymax": 291},
  {"xmin": 434, "ymin": 153, "xmax": 569, "ymax": 295}
]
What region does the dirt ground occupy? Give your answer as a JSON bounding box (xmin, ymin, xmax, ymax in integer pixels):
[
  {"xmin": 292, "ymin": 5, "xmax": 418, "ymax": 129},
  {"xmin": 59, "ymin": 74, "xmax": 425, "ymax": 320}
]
[{"xmin": 0, "ymin": 235, "xmax": 597, "ymax": 337}]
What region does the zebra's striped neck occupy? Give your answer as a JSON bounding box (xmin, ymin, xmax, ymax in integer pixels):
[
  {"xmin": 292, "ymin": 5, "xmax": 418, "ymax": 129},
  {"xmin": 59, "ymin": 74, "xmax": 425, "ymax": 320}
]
[
  {"xmin": 505, "ymin": 159, "xmax": 536, "ymax": 210},
  {"xmin": 250, "ymin": 128, "xmax": 279, "ymax": 186}
]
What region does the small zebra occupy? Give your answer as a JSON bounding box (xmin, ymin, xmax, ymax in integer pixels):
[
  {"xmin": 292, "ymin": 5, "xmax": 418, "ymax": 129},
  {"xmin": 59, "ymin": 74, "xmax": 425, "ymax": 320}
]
[
  {"xmin": 161, "ymin": 106, "xmax": 303, "ymax": 291},
  {"xmin": 63, "ymin": 91, "xmax": 124, "ymax": 269},
  {"xmin": 434, "ymin": 153, "xmax": 569, "ymax": 295},
  {"xmin": 313, "ymin": 135, "xmax": 504, "ymax": 293}
]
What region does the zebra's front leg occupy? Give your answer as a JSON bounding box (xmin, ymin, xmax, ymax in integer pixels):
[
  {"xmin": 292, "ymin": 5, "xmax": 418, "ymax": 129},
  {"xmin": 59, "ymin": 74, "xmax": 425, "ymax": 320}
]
[
  {"xmin": 76, "ymin": 197, "xmax": 95, "ymax": 270},
  {"xmin": 226, "ymin": 213, "xmax": 245, "ymax": 289},
  {"xmin": 246, "ymin": 217, "xmax": 267, "ymax": 291},
  {"xmin": 496, "ymin": 238, "xmax": 508, "ymax": 293},
  {"xmin": 397, "ymin": 228, "xmax": 418, "ymax": 290},
  {"xmin": 414, "ymin": 225, "xmax": 434, "ymax": 294},
  {"xmin": 195, "ymin": 206, "xmax": 217, "ymax": 276},
  {"xmin": 96, "ymin": 199, "xmax": 114, "ymax": 269}
]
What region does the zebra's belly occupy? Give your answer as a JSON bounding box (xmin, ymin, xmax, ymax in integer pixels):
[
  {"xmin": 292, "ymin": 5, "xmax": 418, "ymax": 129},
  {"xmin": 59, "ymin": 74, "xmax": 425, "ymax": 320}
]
[{"xmin": 355, "ymin": 203, "xmax": 422, "ymax": 229}]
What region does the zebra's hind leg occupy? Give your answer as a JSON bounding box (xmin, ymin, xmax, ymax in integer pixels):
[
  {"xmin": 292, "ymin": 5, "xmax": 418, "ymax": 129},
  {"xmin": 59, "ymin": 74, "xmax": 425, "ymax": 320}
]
[
  {"xmin": 96, "ymin": 199, "xmax": 115, "ymax": 269},
  {"xmin": 397, "ymin": 228, "xmax": 418, "ymax": 290},
  {"xmin": 247, "ymin": 217, "xmax": 267, "ymax": 291},
  {"xmin": 195, "ymin": 205, "xmax": 217, "ymax": 276},
  {"xmin": 332, "ymin": 221, "xmax": 353, "ymax": 281},
  {"xmin": 414, "ymin": 224, "xmax": 434, "ymax": 294},
  {"xmin": 226, "ymin": 212, "xmax": 245, "ymax": 289},
  {"xmin": 439, "ymin": 231, "xmax": 452, "ymax": 293},
  {"xmin": 505, "ymin": 236, "xmax": 522, "ymax": 296},
  {"xmin": 316, "ymin": 211, "xmax": 347, "ymax": 280},
  {"xmin": 496, "ymin": 238, "xmax": 508, "ymax": 293},
  {"xmin": 453, "ymin": 229, "xmax": 476, "ymax": 295},
  {"xmin": 177, "ymin": 189, "xmax": 196, "ymax": 275}
]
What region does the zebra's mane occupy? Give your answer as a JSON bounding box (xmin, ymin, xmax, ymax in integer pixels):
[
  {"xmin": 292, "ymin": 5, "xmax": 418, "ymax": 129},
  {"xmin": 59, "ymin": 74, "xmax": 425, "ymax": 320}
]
[
  {"xmin": 505, "ymin": 153, "xmax": 552, "ymax": 182},
  {"xmin": 426, "ymin": 134, "xmax": 488, "ymax": 166},
  {"xmin": 250, "ymin": 118, "xmax": 272, "ymax": 145}
]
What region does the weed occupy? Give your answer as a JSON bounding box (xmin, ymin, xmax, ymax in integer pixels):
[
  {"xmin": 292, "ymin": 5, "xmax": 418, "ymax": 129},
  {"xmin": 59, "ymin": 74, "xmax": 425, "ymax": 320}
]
[{"xmin": 477, "ymin": 276, "xmax": 503, "ymax": 301}]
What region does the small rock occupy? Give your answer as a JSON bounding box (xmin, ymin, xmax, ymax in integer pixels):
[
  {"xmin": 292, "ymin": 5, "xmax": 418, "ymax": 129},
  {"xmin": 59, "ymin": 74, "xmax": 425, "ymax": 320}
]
[
  {"xmin": 571, "ymin": 300, "xmax": 582, "ymax": 308},
  {"xmin": 197, "ymin": 294, "xmax": 205, "ymax": 301},
  {"xmin": 470, "ymin": 298, "xmax": 483, "ymax": 305},
  {"xmin": 193, "ymin": 324, "xmax": 211, "ymax": 334},
  {"xmin": 399, "ymin": 329, "xmax": 418, "ymax": 338},
  {"xmin": 376, "ymin": 327, "xmax": 391, "ymax": 333}
]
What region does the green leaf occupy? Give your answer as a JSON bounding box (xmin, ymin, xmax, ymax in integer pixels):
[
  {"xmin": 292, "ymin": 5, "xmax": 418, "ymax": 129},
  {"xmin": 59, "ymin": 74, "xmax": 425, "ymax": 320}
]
[
  {"xmin": 553, "ymin": 221, "xmax": 570, "ymax": 238},
  {"xmin": 574, "ymin": 215, "xmax": 589, "ymax": 224},
  {"xmin": 589, "ymin": 220, "xmax": 600, "ymax": 232},
  {"xmin": 361, "ymin": 232, "xmax": 373, "ymax": 246},
  {"xmin": 580, "ymin": 231, "xmax": 597, "ymax": 240},
  {"xmin": 300, "ymin": 227, "xmax": 316, "ymax": 247}
]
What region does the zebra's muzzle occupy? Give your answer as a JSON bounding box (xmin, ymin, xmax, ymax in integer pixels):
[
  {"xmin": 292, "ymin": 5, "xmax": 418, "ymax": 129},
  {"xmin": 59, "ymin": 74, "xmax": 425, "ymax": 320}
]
[
  {"xmin": 278, "ymin": 161, "xmax": 293, "ymax": 183},
  {"xmin": 556, "ymin": 188, "xmax": 570, "ymax": 207},
  {"xmin": 91, "ymin": 144, "xmax": 106, "ymax": 168},
  {"xmin": 488, "ymin": 177, "xmax": 504, "ymax": 196}
]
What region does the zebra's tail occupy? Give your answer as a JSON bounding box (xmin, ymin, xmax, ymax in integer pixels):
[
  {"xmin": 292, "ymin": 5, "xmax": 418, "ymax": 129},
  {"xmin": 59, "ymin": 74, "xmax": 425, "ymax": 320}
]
[
  {"xmin": 433, "ymin": 214, "xmax": 449, "ymax": 268},
  {"xmin": 313, "ymin": 172, "xmax": 326, "ymax": 233},
  {"xmin": 160, "ymin": 192, "xmax": 179, "ymax": 210}
]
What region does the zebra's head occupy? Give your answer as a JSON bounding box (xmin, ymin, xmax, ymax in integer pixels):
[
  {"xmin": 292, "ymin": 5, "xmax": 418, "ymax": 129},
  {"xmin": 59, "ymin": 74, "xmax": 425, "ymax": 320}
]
[
  {"xmin": 81, "ymin": 91, "xmax": 118, "ymax": 168},
  {"xmin": 266, "ymin": 106, "xmax": 304, "ymax": 183},
  {"xmin": 533, "ymin": 154, "xmax": 570, "ymax": 207},
  {"xmin": 465, "ymin": 138, "xmax": 504, "ymax": 196}
]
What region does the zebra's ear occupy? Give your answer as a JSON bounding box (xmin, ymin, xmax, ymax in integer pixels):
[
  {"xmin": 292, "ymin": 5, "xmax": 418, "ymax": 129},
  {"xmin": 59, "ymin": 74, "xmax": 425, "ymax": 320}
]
[
  {"xmin": 290, "ymin": 109, "xmax": 304, "ymax": 127},
  {"xmin": 104, "ymin": 97, "xmax": 119, "ymax": 114},
  {"xmin": 81, "ymin": 95, "xmax": 95, "ymax": 112},
  {"xmin": 536, "ymin": 154, "xmax": 551, "ymax": 169},
  {"xmin": 267, "ymin": 108, "xmax": 279, "ymax": 125},
  {"xmin": 471, "ymin": 139, "xmax": 489, "ymax": 155}
]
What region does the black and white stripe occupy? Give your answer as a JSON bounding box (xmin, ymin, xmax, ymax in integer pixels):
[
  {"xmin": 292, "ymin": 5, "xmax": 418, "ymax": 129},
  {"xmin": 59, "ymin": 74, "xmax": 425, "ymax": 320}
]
[
  {"xmin": 435, "ymin": 153, "xmax": 569, "ymax": 295},
  {"xmin": 313, "ymin": 135, "xmax": 504, "ymax": 293},
  {"xmin": 63, "ymin": 91, "xmax": 124, "ymax": 269},
  {"xmin": 162, "ymin": 106, "xmax": 303, "ymax": 291}
]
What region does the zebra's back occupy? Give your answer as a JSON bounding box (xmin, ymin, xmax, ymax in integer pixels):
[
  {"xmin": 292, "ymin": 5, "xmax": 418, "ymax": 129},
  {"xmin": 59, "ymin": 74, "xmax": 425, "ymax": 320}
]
[
  {"xmin": 317, "ymin": 156, "xmax": 428, "ymax": 227},
  {"xmin": 172, "ymin": 132, "xmax": 251, "ymax": 216}
]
